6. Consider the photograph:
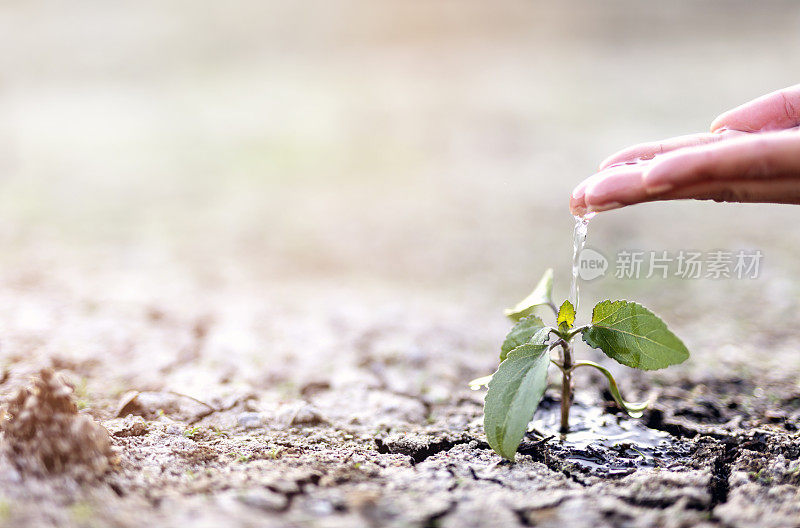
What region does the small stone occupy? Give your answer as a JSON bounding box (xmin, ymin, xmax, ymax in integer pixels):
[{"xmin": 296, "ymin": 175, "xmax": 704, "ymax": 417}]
[
  {"xmin": 275, "ymin": 402, "xmax": 327, "ymax": 428},
  {"xmin": 0, "ymin": 463, "xmax": 22, "ymax": 484},
  {"xmin": 237, "ymin": 489, "xmax": 287, "ymax": 512},
  {"xmin": 237, "ymin": 412, "xmax": 263, "ymax": 429},
  {"xmin": 307, "ymin": 499, "xmax": 334, "ymax": 516},
  {"xmin": 116, "ymin": 391, "xmax": 213, "ymax": 423},
  {"xmin": 292, "ymin": 404, "xmax": 326, "ymax": 426}
]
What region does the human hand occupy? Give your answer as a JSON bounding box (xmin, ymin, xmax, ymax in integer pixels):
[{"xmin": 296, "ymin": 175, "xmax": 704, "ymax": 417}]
[{"xmin": 570, "ymin": 84, "xmax": 800, "ymax": 216}]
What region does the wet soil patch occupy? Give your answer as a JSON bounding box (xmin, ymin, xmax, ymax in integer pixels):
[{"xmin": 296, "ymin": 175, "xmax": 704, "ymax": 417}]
[{"xmin": 519, "ymin": 397, "xmax": 697, "ymax": 480}]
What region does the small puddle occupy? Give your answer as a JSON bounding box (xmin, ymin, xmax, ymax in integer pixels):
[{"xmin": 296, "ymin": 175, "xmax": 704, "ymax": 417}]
[{"xmin": 522, "ymin": 396, "xmax": 693, "ymax": 478}]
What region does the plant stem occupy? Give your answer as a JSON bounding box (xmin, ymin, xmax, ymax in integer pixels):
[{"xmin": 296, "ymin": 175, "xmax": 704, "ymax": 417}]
[
  {"xmin": 564, "ymin": 325, "xmax": 589, "ymax": 340},
  {"xmin": 559, "ymin": 341, "xmax": 573, "ymax": 433}
]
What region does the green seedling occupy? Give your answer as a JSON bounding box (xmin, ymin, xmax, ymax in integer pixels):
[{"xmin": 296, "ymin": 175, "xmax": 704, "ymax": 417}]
[
  {"xmin": 471, "ymin": 269, "xmax": 689, "ymax": 461},
  {"xmin": 183, "ymin": 426, "xmax": 201, "ymax": 438}
]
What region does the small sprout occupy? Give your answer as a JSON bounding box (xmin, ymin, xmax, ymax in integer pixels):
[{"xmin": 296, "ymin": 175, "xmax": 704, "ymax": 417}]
[
  {"xmin": 476, "ymin": 269, "xmax": 690, "ymax": 461},
  {"xmin": 212, "ymin": 426, "xmax": 229, "ymax": 438},
  {"xmin": 183, "ymin": 426, "xmax": 201, "ymax": 439},
  {"xmin": 74, "ymin": 380, "xmax": 90, "ymax": 410},
  {"xmin": 72, "ymin": 378, "xmax": 90, "ymax": 400},
  {"xmin": 237, "ymin": 453, "xmax": 252, "ymax": 463},
  {"xmin": 750, "ymin": 468, "xmax": 772, "ymax": 484}
]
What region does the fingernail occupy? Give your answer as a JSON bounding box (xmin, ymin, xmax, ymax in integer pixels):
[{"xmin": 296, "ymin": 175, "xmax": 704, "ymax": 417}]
[
  {"xmin": 571, "ymin": 204, "xmax": 587, "ymax": 217},
  {"xmin": 587, "ymin": 202, "xmax": 623, "ymax": 213},
  {"xmin": 644, "ymin": 183, "xmax": 673, "ymax": 195}
]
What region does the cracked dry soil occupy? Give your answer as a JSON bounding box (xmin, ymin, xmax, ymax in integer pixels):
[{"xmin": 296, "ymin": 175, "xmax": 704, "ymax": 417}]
[{"xmin": 1, "ymin": 292, "xmax": 799, "ymax": 528}]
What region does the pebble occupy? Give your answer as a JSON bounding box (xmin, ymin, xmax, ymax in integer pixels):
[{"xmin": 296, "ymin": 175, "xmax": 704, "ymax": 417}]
[
  {"xmin": 237, "ymin": 489, "xmax": 288, "ymax": 512},
  {"xmin": 275, "ymin": 402, "xmax": 326, "ymax": 428},
  {"xmin": 237, "ymin": 412, "xmax": 264, "ymax": 429},
  {"xmin": 307, "ymin": 499, "xmax": 334, "ymax": 516},
  {"xmin": 0, "ymin": 466, "xmax": 22, "ymax": 484}
]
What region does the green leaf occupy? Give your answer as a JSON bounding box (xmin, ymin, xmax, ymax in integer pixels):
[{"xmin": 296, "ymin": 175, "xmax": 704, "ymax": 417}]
[
  {"xmin": 557, "ymin": 300, "xmax": 575, "ymax": 332},
  {"xmin": 500, "ymin": 316, "xmax": 549, "ymax": 361},
  {"xmin": 504, "ymin": 269, "xmax": 554, "ymax": 321},
  {"xmin": 484, "ymin": 343, "xmax": 550, "ymax": 461},
  {"xmin": 582, "ymin": 300, "xmax": 689, "ymax": 371}
]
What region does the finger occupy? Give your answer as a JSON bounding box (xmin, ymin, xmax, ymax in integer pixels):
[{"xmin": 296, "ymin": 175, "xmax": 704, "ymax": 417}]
[
  {"xmin": 642, "ymin": 130, "xmax": 800, "ymax": 192},
  {"xmin": 583, "ymin": 165, "xmax": 649, "ymax": 213},
  {"xmin": 589, "ymin": 177, "xmax": 800, "ymax": 213},
  {"xmin": 578, "ymin": 175, "xmax": 800, "ymax": 215},
  {"xmin": 570, "ymin": 172, "xmax": 603, "ymax": 215},
  {"xmin": 659, "ymin": 177, "xmax": 800, "ymax": 205},
  {"xmin": 598, "ymin": 130, "xmax": 744, "ymax": 170},
  {"xmin": 570, "ymin": 164, "xmax": 649, "ymax": 215},
  {"xmin": 569, "ymin": 190, "xmax": 588, "ymax": 217},
  {"xmin": 711, "ymin": 84, "xmax": 800, "ymax": 133}
]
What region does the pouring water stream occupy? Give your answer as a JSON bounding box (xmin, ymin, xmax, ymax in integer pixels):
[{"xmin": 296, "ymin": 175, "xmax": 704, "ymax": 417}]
[{"xmin": 570, "ymin": 213, "xmax": 595, "ymax": 312}]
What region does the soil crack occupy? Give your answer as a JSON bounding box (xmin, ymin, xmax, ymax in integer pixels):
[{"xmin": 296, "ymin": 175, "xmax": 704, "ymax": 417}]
[
  {"xmin": 517, "ymin": 442, "xmax": 590, "ymax": 486},
  {"xmin": 708, "ymin": 440, "xmax": 737, "ymax": 509},
  {"xmin": 421, "ymin": 500, "xmax": 456, "ymax": 528},
  {"xmin": 374, "ymin": 435, "xmax": 475, "ymax": 464}
]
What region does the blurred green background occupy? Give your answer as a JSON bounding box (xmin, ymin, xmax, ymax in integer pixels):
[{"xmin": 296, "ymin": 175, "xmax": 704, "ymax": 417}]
[{"xmin": 2, "ymin": 0, "xmax": 800, "ymax": 373}]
